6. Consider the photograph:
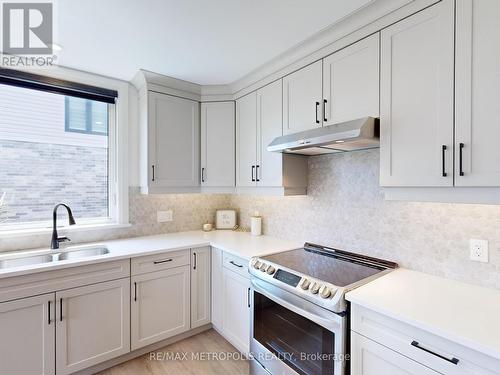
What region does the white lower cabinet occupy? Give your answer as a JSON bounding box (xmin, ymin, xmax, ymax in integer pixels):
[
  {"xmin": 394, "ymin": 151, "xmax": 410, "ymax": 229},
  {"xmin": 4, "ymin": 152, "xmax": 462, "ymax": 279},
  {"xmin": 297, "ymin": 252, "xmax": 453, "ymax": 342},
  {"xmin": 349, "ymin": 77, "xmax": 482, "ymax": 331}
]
[
  {"xmin": 131, "ymin": 266, "xmax": 190, "ymax": 350},
  {"xmin": 56, "ymin": 278, "xmax": 130, "ymax": 375},
  {"xmin": 211, "ymin": 246, "xmax": 223, "ymax": 331},
  {"xmin": 351, "ymin": 332, "xmax": 439, "ymax": 375},
  {"xmin": 0, "ymin": 293, "xmax": 55, "ymax": 375},
  {"xmin": 191, "ymin": 246, "xmax": 211, "ymax": 328},
  {"xmin": 222, "ymin": 265, "xmax": 251, "ymax": 354}
]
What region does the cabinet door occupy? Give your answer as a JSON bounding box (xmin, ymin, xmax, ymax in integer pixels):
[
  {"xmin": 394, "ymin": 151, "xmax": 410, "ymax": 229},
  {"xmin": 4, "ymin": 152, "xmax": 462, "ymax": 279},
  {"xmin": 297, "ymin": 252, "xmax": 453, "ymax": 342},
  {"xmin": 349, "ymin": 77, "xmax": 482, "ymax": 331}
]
[
  {"xmin": 323, "ymin": 33, "xmax": 380, "ymax": 125},
  {"xmin": 191, "ymin": 246, "xmax": 211, "ymax": 328},
  {"xmin": 201, "ymin": 101, "xmax": 235, "ymax": 187},
  {"xmin": 222, "ymin": 267, "xmax": 251, "ymax": 354},
  {"xmin": 0, "ymin": 293, "xmax": 55, "ymax": 375},
  {"xmin": 56, "ymin": 279, "xmax": 130, "ymax": 375},
  {"xmin": 211, "ymin": 247, "xmax": 223, "ymax": 331},
  {"xmin": 283, "ymin": 60, "xmax": 323, "ymax": 134},
  {"xmin": 131, "ymin": 266, "xmax": 190, "ymax": 350},
  {"xmin": 236, "ymin": 91, "xmax": 258, "ymax": 187},
  {"xmin": 351, "ymin": 332, "xmax": 439, "ymax": 375},
  {"xmin": 455, "ymin": 0, "xmax": 500, "ymax": 186},
  {"xmin": 380, "ymin": 0, "xmax": 454, "ymax": 187},
  {"xmin": 148, "ymin": 91, "xmax": 200, "ymax": 187},
  {"xmin": 257, "ymin": 79, "xmax": 283, "ymax": 187}
]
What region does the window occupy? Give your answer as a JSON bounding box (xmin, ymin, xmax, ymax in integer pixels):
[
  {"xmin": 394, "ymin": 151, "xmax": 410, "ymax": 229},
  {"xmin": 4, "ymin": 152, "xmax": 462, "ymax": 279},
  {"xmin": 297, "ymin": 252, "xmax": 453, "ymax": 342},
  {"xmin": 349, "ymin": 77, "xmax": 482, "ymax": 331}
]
[
  {"xmin": 65, "ymin": 97, "xmax": 108, "ymax": 135},
  {"xmin": 0, "ymin": 71, "xmax": 119, "ymax": 230}
]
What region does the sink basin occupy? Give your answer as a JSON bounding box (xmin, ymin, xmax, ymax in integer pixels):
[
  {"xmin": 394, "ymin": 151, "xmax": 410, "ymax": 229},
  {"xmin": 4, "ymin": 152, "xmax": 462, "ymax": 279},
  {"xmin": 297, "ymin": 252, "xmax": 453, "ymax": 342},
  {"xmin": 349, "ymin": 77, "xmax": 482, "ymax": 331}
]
[
  {"xmin": 0, "ymin": 254, "xmax": 54, "ymax": 269},
  {"xmin": 57, "ymin": 246, "xmax": 109, "ymax": 261}
]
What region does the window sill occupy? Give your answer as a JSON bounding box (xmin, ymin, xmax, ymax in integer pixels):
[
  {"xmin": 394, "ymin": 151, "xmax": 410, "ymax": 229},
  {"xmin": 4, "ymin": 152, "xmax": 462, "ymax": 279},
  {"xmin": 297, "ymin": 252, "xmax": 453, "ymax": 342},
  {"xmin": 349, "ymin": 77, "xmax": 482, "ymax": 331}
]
[{"xmin": 0, "ymin": 222, "xmax": 132, "ymax": 239}]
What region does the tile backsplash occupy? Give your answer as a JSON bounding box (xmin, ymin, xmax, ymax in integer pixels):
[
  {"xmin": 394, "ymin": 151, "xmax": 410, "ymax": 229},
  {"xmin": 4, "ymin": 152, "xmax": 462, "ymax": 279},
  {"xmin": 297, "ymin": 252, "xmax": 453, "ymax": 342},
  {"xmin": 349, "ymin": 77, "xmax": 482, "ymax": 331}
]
[
  {"xmin": 2, "ymin": 149, "xmax": 499, "ymax": 291},
  {"xmin": 230, "ymin": 150, "xmax": 500, "ymax": 290}
]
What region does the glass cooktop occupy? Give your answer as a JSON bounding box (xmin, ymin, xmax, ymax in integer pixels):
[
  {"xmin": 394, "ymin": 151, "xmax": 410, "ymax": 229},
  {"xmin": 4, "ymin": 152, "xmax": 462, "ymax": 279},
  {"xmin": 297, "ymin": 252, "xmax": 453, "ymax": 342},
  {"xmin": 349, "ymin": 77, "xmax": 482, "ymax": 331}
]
[{"xmin": 262, "ymin": 246, "xmax": 389, "ymax": 287}]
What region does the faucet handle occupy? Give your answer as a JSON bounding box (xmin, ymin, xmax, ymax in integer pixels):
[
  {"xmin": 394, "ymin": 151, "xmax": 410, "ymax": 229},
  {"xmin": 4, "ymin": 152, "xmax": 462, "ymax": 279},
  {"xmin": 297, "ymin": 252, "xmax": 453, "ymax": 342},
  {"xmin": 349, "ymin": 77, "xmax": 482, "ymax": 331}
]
[{"xmin": 58, "ymin": 236, "xmax": 71, "ymax": 243}]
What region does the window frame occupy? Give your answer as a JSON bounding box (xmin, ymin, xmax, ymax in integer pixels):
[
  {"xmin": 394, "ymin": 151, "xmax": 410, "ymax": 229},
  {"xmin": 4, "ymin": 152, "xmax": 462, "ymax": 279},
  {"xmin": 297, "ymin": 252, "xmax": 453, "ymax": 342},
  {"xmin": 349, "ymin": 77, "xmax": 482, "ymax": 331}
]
[
  {"xmin": 0, "ymin": 69, "xmax": 129, "ymax": 236},
  {"xmin": 64, "ymin": 97, "xmax": 108, "ymax": 136}
]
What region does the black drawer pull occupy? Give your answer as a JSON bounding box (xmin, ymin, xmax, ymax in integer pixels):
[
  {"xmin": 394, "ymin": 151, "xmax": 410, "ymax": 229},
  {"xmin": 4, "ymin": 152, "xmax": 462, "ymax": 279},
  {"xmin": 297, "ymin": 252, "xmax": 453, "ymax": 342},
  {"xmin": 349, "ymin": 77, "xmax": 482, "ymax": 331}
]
[
  {"xmin": 201, "ymin": 167, "xmax": 205, "ymax": 183},
  {"xmin": 411, "ymin": 341, "xmax": 459, "ymax": 365},
  {"xmin": 459, "ymin": 143, "xmax": 465, "ymax": 176},
  {"xmin": 48, "ymin": 300, "xmax": 52, "ymax": 325},
  {"xmin": 152, "ymin": 165, "xmax": 155, "ymax": 181},
  {"xmin": 229, "ymin": 260, "xmax": 243, "ymax": 268},
  {"xmin": 251, "ymin": 165, "xmax": 255, "ymax": 182},
  {"xmin": 315, "ymin": 102, "xmax": 320, "ymax": 124},
  {"xmin": 441, "ymin": 145, "xmax": 447, "ymax": 177},
  {"xmin": 154, "ymin": 258, "xmax": 173, "ymax": 264},
  {"xmin": 134, "ymin": 282, "xmax": 137, "ymax": 302},
  {"xmin": 247, "ymin": 287, "xmax": 251, "ymax": 308},
  {"xmin": 323, "ymin": 99, "xmax": 328, "ymax": 122},
  {"xmin": 59, "ymin": 298, "xmax": 63, "ymax": 322}
]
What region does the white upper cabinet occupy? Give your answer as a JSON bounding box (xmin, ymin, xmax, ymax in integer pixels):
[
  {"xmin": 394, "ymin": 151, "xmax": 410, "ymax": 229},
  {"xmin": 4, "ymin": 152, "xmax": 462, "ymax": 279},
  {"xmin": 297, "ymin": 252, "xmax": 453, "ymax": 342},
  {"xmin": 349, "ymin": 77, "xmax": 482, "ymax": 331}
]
[
  {"xmin": 283, "ymin": 60, "xmax": 323, "ymax": 134},
  {"xmin": 380, "ymin": 0, "xmax": 455, "ymax": 187},
  {"xmin": 0, "ymin": 294, "xmax": 55, "ymax": 375},
  {"xmin": 141, "ymin": 90, "xmax": 200, "ymax": 193},
  {"xmin": 201, "ymin": 101, "xmax": 235, "ymax": 187},
  {"xmin": 257, "ymin": 79, "xmax": 284, "ymax": 187},
  {"xmin": 455, "ymin": 0, "xmax": 500, "ymax": 186},
  {"xmin": 323, "ymin": 33, "xmax": 380, "ymax": 125},
  {"xmin": 236, "ymin": 82, "xmax": 308, "ymax": 194},
  {"xmin": 236, "ymin": 91, "xmax": 258, "ymax": 187}
]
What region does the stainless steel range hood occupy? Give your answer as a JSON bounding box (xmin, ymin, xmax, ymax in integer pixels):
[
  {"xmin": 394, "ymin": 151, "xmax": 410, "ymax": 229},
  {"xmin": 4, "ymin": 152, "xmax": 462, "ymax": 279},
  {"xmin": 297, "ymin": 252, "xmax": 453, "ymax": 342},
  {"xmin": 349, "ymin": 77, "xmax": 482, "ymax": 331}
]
[{"xmin": 267, "ymin": 117, "xmax": 379, "ymax": 156}]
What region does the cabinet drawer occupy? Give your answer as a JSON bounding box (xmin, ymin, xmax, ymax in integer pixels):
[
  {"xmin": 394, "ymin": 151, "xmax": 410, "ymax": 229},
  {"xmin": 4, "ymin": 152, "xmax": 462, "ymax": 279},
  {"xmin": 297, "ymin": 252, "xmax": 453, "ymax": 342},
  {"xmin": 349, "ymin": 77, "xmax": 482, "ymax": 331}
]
[
  {"xmin": 222, "ymin": 253, "xmax": 249, "ymax": 279},
  {"xmin": 351, "ymin": 304, "xmax": 500, "ymax": 375},
  {"xmin": 131, "ymin": 249, "xmax": 190, "ymax": 276}
]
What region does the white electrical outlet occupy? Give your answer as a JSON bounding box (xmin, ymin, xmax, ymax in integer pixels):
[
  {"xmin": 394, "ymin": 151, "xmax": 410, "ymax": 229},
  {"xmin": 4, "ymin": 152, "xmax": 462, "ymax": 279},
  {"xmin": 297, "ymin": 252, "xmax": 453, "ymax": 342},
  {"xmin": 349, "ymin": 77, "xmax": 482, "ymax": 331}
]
[
  {"xmin": 470, "ymin": 239, "xmax": 489, "ymax": 263},
  {"xmin": 157, "ymin": 210, "xmax": 173, "ymax": 223}
]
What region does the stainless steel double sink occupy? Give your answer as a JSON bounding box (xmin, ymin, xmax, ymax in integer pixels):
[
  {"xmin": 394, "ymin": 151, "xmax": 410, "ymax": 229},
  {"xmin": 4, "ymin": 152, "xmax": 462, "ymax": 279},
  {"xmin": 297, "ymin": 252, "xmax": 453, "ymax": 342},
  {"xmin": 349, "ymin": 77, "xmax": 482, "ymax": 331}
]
[{"xmin": 0, "ymin": 245, "xmax": 109, "ymax": 270}]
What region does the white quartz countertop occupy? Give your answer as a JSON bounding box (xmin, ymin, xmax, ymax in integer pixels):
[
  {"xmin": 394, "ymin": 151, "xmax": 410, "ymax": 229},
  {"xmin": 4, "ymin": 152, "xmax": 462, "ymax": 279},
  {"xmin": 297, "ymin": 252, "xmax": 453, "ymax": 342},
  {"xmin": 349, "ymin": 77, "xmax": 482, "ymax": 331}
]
[
  {"xmin": 0, "ymin": 230, "xmax": 302, "ymax": 279},
  {"xmin": 346, "ymin": 268, "xmax": 500, "ymax": 361}
]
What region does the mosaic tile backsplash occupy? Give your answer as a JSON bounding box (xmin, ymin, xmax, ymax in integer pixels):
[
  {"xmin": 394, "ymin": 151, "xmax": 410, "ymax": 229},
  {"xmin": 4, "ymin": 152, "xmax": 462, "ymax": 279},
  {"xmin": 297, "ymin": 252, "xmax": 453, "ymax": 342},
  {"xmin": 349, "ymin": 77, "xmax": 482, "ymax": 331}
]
[
  {"xmin": 229, "ymin": 150, "xmax": 500, "ymax": 290},
  {"xmin": 2, "ymin": 149, "xmax": 499, "ymax": 290}
]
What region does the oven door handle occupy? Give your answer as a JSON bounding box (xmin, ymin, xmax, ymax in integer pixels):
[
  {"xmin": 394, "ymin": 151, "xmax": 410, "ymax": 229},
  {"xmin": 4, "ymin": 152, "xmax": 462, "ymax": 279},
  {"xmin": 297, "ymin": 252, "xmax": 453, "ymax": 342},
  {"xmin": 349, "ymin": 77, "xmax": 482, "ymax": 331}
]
[{"xmin": 251, "ymin": 278, "xmax": 343, "ymax": 332}]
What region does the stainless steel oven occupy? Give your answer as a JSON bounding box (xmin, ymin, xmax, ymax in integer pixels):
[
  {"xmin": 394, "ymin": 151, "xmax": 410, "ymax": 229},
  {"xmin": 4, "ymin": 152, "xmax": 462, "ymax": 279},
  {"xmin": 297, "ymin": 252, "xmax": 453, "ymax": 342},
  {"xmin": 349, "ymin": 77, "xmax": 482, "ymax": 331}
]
[{"xmin": 251, "ymin": 278, "xmax": 346, "ymax": 375}]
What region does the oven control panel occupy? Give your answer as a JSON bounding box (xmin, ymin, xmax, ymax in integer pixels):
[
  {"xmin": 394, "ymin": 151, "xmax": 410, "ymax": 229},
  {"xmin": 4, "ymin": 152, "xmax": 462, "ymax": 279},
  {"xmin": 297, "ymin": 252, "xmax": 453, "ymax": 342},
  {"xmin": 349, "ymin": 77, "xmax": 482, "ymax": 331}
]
[{"xmin": 250, "ymin": 257, "xmax": 340, "ymax": 311}]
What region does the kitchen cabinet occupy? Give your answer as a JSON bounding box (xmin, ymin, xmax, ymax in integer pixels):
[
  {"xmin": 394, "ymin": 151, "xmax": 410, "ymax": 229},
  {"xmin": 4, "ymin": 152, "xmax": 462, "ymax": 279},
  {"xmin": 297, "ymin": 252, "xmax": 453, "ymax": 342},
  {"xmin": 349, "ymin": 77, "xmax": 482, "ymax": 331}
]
[
  {"xmin": 131, "ymin": 266, "xmax": 190, "ymax": 350},
  {"xmin": 455, "ymin": 0, "xmax": 500, "ymax": 186},
  {"xmin": 211, "ymin": 246, "xmax": 223, "ymax": 331},
  {"xmin": 0, "ymin": 293, "xmax": 55, "ymax": 375},
  {"xmin": 380, "ymin": 0, "xmax": 455, "ymax": 187},
  {"xmin": 236, "ymin": 81, "xmax": 308, "ymax": 194},
  {"xmin": 201, "ymin": 101, "xmax": 235, "ymax": 188},
  {"xmin": 283, "ymin": 60, "xmax": 323, "ymax": 134},
  {"xmin": 351, "ymin": 332, "xmax": 439, "ymax": 375},
  {"xmin": 191, "ymin": 246, "xmax": 211, "ymax": 328},
  {"xmin": 222, "ymin": 262, "xmax": 251, "ymax": 354},
  {"xmin": 56, "ymin": 278, "xmax": 130, "ymax": 375},
  {"xmin": 140, "ymin": 90, "xmax": 200, "ymax": 193},
  {"xmin": 323, "ymin": 33, "xmax": 379, "ymax": 125}
]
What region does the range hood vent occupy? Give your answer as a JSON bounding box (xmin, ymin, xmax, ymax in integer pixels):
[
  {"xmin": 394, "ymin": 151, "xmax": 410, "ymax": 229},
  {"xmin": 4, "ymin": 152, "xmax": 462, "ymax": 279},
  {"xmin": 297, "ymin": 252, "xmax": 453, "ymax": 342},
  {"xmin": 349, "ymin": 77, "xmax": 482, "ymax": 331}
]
[{"xmin": 267, "ymin": 117, "xmax": 379, "ymax": 156}]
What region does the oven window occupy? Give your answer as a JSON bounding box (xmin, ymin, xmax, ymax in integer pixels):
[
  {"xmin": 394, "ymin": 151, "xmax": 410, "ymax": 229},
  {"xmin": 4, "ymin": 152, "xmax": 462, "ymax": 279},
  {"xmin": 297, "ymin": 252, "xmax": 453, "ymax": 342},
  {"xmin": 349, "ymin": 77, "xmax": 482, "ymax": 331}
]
[{"xmin": 253, "ymin": 291, "xmax": 335, "ymax": 375}]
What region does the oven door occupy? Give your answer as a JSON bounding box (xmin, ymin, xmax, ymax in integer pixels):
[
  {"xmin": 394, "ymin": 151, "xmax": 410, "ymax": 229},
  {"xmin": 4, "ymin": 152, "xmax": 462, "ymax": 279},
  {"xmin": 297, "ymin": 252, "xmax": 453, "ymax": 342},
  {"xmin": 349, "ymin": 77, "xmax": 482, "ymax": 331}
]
[{"xmin": 251, "ymin": 278, "xmax": 346, "ymax": 375}]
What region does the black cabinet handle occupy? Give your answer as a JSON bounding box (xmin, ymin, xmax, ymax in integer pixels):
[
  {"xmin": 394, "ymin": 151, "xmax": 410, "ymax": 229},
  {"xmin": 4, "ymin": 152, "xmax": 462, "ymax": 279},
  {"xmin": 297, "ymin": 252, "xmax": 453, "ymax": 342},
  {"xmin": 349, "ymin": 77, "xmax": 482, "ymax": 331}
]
[
  {"xmin": 48, "ymin": 300, "xmax": 51, "ymax": 325},
  {"xmin": 193, "ymin": 253, "xmax": 197, "ymax": 270},
  {"xmin": 323, "ymin": 99, "xmax": 328, "ymax": 122},
  {"xmin": 256, "ymin": 165, "xmax": 260, "ymax": 182},
  {"xmin": 153, "ymin": 258, "xmax": 173, "ymax": 264},
  {"xmin": 441, "ymin": 145, "xmax": 447, "ymax": 177},
  {"xmin": 247, "ymin": 287, "xmax": 251, "ymax": 308},
  {"xmin": 459, "ymin": 143, "xmax": 465, "ymax": 176},
  {"xmin": 152, "ymin": 165, "xmax": 155, "ymax": 181},
  {"xmin": 230, "ymin": 260, "xmax": 243, "ymax": 268},
  {"xmin": 201, "ymin": 167, "xmax": 205, "ymax": 183},
  {"xmin": 411, "ymin": 341, "xmax": 459, "ymax": 365},
  {"xmin": 59, "ymin": 298, "xmax": 63, "ymax": 322},
  {"xmin": 315, "ymin": 102, "xmax": 320, "ymax": 124},
  {"xmin": 134, "ymin": 282, "xmax": 137, "ymax": 302},
  {"xmin": 251, "ymin": 165, "xmax": 255, "ymax": 182}
]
